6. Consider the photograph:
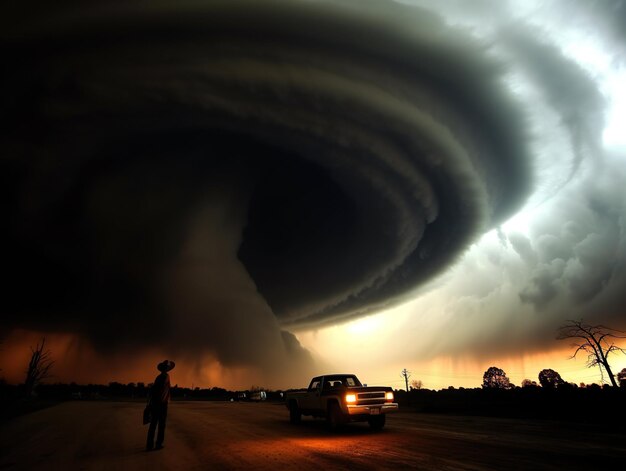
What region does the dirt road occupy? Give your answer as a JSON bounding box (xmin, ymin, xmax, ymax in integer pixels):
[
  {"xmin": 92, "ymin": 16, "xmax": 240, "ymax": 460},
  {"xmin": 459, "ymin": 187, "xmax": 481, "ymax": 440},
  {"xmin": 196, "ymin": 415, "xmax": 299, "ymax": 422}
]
[{"xmin": 1, "ymin": 401, "xmax": 623, "ymax": 470}]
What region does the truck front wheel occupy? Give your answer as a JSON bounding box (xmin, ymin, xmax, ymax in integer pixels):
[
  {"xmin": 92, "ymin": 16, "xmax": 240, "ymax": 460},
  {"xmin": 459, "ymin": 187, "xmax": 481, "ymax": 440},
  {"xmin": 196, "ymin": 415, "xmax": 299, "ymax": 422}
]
[
  {"xmin": 327, "ymin": 402, "xmax": 344, "ymax": 431},
  {"xmin": 368, "ymin": 414, "xmax": 386, "ymax": 431},
  {"xmin": 289, "ymin": 402, "xmax": 301, "ymax": 424}
]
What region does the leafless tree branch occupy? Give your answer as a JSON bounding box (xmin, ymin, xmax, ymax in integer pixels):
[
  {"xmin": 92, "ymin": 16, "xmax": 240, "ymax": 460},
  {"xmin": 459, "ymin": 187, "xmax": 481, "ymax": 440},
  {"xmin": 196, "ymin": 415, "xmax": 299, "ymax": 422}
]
[
  {"xmin": 557, "ymin": 320, "xmax": 626, "ymax": 387},
  {"xmin": 24, "ymin": 338, "xmax": 55, "ymax": 397}
]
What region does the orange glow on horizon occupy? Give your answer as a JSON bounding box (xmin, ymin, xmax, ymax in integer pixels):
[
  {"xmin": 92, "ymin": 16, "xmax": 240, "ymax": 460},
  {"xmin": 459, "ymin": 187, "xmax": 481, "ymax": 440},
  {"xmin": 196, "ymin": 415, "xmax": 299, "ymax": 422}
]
[
  {"xmin": 0, "ymin": 329, "xmax": 264, "ymax": 390},
  {"xmin": 2, "ymin": 329, "xmax": 624, "ymax": 391},
  {"xmin": 357, "ymin": 348, "xmax": 626, "ymax": 391}
]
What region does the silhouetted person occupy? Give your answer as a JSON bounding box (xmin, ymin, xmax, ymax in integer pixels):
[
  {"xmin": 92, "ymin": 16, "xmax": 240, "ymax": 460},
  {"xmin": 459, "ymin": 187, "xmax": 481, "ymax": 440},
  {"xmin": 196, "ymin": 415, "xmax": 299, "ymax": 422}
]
[{"xmin": 146, "ymin": 360, "xmax": 175, "ymax": 451}]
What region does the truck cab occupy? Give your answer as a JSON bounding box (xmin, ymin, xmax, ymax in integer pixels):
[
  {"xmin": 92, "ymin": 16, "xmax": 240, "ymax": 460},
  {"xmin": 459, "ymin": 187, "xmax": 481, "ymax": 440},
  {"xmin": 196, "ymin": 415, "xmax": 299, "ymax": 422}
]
[{"xmin": 285, "ymin": 374, "xmax": 398, "ymax": 430}]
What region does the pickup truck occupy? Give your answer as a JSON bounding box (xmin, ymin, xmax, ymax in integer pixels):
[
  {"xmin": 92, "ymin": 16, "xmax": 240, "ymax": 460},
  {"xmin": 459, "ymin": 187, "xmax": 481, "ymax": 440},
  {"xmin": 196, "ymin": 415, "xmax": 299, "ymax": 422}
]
[{"xmin": 285, "ymin": 374, "xmax": 398, "ymax": 430}]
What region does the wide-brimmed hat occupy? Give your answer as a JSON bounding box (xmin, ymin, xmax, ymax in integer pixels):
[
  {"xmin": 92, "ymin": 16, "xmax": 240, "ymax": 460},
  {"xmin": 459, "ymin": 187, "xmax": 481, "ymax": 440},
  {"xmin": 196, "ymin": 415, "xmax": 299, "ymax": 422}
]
[{"xmin": 157, "ymin": 360, "xmax": 176, "ymax": 372}]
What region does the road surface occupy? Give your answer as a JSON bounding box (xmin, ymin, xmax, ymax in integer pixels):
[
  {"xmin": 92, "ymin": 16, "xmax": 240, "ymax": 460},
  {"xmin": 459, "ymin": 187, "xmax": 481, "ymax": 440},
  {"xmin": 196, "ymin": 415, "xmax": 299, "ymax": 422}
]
[{"xmin": 1, "ymin": 401, "xmax": 624, "ymax": 470}]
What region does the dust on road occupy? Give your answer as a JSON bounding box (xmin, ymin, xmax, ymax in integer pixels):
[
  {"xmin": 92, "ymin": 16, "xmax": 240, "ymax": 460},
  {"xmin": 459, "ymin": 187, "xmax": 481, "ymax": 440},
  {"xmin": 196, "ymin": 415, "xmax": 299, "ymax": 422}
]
[{"xmin": 1, "ymin": 401, "xmax": 623, "ymax": 470}]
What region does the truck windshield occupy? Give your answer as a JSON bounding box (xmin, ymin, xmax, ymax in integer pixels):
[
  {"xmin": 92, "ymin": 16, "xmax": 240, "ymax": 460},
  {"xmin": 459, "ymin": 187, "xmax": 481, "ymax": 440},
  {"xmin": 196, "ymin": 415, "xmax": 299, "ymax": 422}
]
[{"xmin": 323, "ymin": 375, "xmax": 362, "ymax": 388}]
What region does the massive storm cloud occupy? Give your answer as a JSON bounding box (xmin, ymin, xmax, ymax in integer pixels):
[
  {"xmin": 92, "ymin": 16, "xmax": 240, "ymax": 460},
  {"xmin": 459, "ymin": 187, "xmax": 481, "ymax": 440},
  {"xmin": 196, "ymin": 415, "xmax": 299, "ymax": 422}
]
[
  {"xmin": 301, "ymin": 1, "xmax": 626, "ymax": 378},
  {"xmin": 9, "ymin": 0, "xmax": 620, "ymax": 380}
]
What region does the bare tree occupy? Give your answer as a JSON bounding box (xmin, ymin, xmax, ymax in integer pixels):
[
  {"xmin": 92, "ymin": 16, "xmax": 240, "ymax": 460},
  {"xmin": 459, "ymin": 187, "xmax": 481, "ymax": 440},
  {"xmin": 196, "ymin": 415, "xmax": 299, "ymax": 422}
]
[
  {"xmin": 24, "ymin": 338, "xmax": 54, "ymax": 397},
  {"xmin": 410, "ymin": 379, "xmax": 423, "ymax": 390},
  {"xmin": 400, "ymin": 368, "xmax": 411, "ymax": 392},
  {"xmin": 557, "ymin": 320, "xmax": 626, "ymax": 387}
]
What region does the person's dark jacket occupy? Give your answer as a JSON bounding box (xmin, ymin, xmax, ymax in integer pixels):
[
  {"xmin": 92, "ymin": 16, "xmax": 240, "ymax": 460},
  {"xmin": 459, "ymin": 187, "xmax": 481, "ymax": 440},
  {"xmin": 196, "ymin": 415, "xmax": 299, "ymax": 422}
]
[{"xmin": 150, "ymin": 372, "xmax": 171, "ymax": 405}]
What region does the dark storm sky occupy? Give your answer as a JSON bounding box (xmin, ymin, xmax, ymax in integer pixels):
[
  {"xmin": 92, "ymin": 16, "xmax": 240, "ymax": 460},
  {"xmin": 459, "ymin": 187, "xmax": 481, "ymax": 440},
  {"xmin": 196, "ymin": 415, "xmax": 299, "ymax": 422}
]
[{"xmin": 2, "ymin": 0, "xmax": 625, "ymax": 381}]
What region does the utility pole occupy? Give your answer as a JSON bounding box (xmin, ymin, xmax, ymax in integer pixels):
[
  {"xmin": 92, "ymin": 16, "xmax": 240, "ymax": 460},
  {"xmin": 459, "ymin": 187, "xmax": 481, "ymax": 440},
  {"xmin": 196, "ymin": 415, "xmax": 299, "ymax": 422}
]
[{"xmin": 401, "ymin": 368, "xmax": 411, "ymax": 392}]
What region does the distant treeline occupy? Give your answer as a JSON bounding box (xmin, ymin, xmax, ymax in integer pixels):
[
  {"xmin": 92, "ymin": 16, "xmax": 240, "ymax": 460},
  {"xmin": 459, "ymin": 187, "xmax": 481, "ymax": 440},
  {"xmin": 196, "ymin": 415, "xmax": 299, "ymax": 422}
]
[
  {"xmin": 395, "ymin": 385, "xmax": 626, "ymax": 430},
  {"xmin": 0, "ymin": 381, "xmax": 283, "ymax": 419},
  {"xmin": 0, "ymin": 381, "xmax": 284, "ymax": 402},
  {"xmin": 2, "ymin": 380, "xmax": 625, "ymax": 430}
]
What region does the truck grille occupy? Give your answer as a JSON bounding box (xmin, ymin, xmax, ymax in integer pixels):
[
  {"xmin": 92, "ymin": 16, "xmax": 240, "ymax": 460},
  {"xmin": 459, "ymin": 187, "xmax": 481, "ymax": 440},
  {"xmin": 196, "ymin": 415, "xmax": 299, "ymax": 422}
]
[
  {"xmin": 359, "ymin": 392, "xmax": 385, "ymax": 400},
  {"xmin": 357, "ymin": 391, "xmax": 386, "ymax": 405}
]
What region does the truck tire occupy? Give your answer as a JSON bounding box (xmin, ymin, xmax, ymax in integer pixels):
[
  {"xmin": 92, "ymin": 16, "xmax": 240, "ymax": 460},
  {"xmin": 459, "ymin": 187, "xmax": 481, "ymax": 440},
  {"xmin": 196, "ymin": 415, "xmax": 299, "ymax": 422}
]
[
  {"xmin": 327, "ymin": 402, "xmax": 344, "ymax": 431},
  {"xmin": 368, "ymin": 414, "xmax": 386, "ymax": 431},
  {"xmin": 289, "ymin": 401, "xmax": 301, "ymax": 424}
]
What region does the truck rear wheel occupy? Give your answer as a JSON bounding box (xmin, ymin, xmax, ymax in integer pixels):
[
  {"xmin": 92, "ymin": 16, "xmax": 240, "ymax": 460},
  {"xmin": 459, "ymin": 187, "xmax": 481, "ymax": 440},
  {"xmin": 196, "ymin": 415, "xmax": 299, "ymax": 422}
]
[
  {"xmin": 327, "ymin": 402, "xmax": 344, "ymax": 431},
  {"xmin": 289, "ymin": 401, "xmax": 301, "ymax": 424},
  {"xmin": 368, "ymin": 414, "xmax": 386, "ymax": 431}
]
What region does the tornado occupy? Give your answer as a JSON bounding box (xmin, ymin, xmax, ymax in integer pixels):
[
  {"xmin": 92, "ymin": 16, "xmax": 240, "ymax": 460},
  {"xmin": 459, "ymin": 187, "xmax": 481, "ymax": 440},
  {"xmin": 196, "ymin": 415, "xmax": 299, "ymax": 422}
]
[{"xmin": 1, "ymin": 1, "xmax": 531, "ymax": 378}]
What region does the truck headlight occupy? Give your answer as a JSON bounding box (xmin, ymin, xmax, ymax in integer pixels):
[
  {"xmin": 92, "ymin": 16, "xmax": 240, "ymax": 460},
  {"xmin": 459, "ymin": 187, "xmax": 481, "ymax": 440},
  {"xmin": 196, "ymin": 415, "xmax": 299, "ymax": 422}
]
[
  {"xmin": 346, "ymin": 393, "xmax": 357, "ymax": 403},
  {"xmin": 385, "ymin": 391, "xmax": 394, "ymax": 401}
]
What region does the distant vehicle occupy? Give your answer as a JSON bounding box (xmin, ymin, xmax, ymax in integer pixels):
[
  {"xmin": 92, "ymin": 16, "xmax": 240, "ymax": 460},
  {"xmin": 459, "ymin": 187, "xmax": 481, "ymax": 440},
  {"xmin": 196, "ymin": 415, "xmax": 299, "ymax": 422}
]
[
  {"xmin": 285, "ymin": 374, "xmax": 398, "ymax": 430},
  {"xmin": 250, "ymin": 390, "xmax": 267, "ymax": 402}
]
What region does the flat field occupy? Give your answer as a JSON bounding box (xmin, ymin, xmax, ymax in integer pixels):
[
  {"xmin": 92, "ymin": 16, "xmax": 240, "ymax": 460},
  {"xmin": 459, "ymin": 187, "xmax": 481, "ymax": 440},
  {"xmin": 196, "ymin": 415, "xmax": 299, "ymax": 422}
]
[{"xmin": 0, "ymin": 401, "xmax": 623, "ymax": 470}]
